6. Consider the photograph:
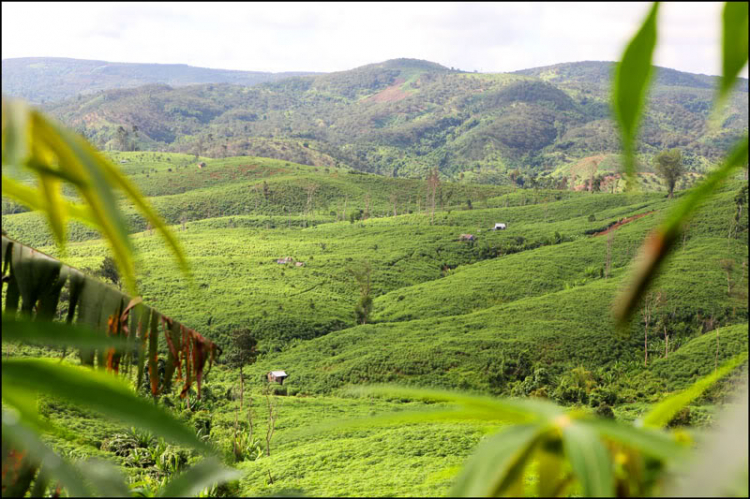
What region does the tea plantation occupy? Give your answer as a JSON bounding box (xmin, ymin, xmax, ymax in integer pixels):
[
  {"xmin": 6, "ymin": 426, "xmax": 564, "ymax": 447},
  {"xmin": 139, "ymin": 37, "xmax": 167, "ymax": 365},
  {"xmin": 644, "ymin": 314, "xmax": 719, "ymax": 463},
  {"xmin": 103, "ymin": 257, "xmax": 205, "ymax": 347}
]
[{"xmin": 2, "ymin": 152, "xmax": 747, "ymax": 496}]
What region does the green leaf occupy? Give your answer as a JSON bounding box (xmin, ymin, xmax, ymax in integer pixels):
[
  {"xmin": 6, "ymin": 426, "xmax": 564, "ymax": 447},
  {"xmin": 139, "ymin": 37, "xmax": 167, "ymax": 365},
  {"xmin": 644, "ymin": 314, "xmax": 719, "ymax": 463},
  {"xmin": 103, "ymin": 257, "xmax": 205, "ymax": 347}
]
[
  {"xmin": 158, "ymin": 457, "xmax": 242, "ymax": 497},
  {"xmin": 642, "ymin": 352, "xmax": 748, "ymax": 429},
  {"xmin": 450, "ymin": 424, "xmax": 543, "ymax": 497},
  {"xmin": 667, "ymin": 382, "xmax": 749, "ymax": 497},
  {"xmin": 2, "ymin": 412, "xmax": 93, "ymax": 497},
  {"xmin": 77, "ymin": 459, "xmax": 131, "ymax": 497},
  {"xmin": 35, "ymin": 115, "xmax": 137, "ymax": 294},
  {"xmin": 562, "ymin": 421, "xmax": 615, "ymax": 497},
  {"xmin": 1, "ymin": 177, "xmax": 97, "ymax": 226},
  {"xmin": 719, "ymin": 2, "xmax": 749, "ymax": 106},
  {"xmin": 1, "ymin": 358, "xmax": 211, "ymax": 453},
  {"xmin": 612, "ymin": 2, "xmax": 660, "ymax": 188},
  {"xmin": 2, "ymin": 313, "xmax": 130, "ymax": 350},
  {"xmin": 537, "ymin": 446, "xmax": 564, "ymax": 498},
  {"xmin": 1, "ymin": 99, "xmax": 30, "ymax": 170},
  {"xmin": 584, "ymin": 418, "xmax": 687, "ymax": 462},
  {"xmin": 614, "ymin": 136, "xmax": 749, "ymax": 325}
]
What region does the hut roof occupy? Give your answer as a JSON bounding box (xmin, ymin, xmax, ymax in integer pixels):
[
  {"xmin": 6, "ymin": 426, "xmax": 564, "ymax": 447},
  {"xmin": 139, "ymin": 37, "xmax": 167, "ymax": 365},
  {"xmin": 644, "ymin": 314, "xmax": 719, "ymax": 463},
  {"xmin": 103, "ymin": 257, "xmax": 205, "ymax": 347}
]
[{"xmin": 270, "ymin": 370, "xmax": 287, "ymax": 377}]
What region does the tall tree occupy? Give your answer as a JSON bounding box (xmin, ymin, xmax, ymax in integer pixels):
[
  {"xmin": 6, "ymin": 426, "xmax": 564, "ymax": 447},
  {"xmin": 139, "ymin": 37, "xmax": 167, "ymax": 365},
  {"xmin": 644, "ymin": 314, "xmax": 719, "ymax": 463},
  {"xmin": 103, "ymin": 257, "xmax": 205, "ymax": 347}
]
[{"xmin": 654, "ymin": 148, "xmax": 685, "ymax": 198}]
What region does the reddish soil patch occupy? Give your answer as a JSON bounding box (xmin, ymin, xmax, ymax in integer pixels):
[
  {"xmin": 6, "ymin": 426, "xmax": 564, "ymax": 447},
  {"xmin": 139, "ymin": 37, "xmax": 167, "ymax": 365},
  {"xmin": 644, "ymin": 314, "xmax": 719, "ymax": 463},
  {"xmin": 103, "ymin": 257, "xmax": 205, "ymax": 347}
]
[
  {"xmin": 367, "ymin": 78, "xmax": 409, "ymax": 103},
  {"xmin": 593, "ymin": 211, "xmax": 656, "ymax": 237}
]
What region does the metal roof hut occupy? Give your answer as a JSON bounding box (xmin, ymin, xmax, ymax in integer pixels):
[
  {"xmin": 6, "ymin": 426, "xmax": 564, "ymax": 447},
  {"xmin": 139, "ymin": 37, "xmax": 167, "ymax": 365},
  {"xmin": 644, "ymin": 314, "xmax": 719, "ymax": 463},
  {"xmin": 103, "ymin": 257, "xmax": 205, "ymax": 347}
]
[
  {"xmin": 267, "ymin": 370, "xmax": 288, "ymax": 384},
  {"xmin": 493, "ymin": 223, "xmax": 507, "ymax": 231}
]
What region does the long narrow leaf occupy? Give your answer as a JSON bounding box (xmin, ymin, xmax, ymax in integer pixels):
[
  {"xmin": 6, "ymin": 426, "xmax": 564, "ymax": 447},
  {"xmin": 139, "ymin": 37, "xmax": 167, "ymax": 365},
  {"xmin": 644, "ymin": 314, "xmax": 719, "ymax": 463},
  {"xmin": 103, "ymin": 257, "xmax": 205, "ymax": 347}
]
[
  {"xmin": 2, "ymin": 414, "xmax": 93, "ymax": 497},
  {"xmin": 450, "ymin": 424, "xmax": 543, "ymax": 497},
  {"xmin": 1, "ymin": 177, "xmax": 98, "ymax": 228},
  {"xmin": 585, "ymin": 418, "xmax": 687, "ymax": 462},
  {"xmin": 642, "ymin": 352, "xmax": 748, "ymax": 429},
  {"xmin": 2, "ymin": 358, "xmax": 210, "ymax": 452},
  {"xmin": 718, "ymin": 2, "xmax": 749, "ymax": 105},
  {"xmin": 158, "ymin": 457, "xmax": 242, "ymax": 497},
  {"xmin": 2, "ymin": 313, "xmax": 130, "ymax": 350},
  {"xmin": 563, "ymin": 421, "xmax": 615, "ymax": 497},
  {"xmin": 612, "ymin": 2, "xmax": 660, "ymax": 189},
  {"xmin": 614, "ymin": 137, "xmax": 749, "ymax": 324}
]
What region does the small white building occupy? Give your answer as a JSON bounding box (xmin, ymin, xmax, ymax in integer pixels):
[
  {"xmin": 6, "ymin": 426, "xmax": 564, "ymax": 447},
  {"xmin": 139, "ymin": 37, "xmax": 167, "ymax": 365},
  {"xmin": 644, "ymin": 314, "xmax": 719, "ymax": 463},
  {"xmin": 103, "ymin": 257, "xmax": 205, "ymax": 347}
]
[
  {"xmin": 493, "ymin": 223, "xmax": 507, "ymax": 231},
  {"xmin": 267, "ymin": 370, "xmax": 288, "ymax": 384}
]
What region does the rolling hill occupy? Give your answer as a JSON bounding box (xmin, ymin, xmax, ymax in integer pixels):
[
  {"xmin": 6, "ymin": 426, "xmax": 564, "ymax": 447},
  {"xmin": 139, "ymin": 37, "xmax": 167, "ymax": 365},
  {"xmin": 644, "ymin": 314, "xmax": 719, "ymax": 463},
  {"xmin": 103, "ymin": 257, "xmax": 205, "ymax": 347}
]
[
  {"xmin": 28, "ymin": 59, "xmax": 748, "ymax": 180},
  {"xmin": 4, "ymin": 151, "xmax": 748, "ymax": 497}
]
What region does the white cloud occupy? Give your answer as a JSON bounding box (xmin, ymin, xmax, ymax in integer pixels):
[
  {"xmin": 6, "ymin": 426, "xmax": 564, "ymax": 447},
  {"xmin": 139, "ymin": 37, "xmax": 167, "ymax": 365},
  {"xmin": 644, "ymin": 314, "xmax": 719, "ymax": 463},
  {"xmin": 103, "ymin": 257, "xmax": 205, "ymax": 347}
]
[{"xmin": 2, "ymin": 2, "xmax": 745, "ymax": 77}]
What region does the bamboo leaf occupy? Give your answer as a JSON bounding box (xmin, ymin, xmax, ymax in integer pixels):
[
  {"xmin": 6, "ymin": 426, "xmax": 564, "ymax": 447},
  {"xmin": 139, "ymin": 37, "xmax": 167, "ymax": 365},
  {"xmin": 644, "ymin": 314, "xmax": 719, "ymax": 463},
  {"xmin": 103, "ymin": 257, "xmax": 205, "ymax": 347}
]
[
  {"xmin": 562, "ymin": 421, "xmax": 615, "ymax": 497},
  {"xmin": 1, "ymin": 99, "xmax": 30, "ymax": 170},
  {"xmin": 158, "ymin": 457, "xmax": 242, "ymax": 497},
  {"xmin": 642, "ymin": 352, "xmax": 748, "ymax": 429},
  {"xmin": 76, "ymin": 459, "xmax": 131, "ymax": 497},
  {"xmin": 98, "ymin": 156, "xmax": 191, "ymax": 281},
  {"xmin": 537, "ymin": 446, "xmax": 564, "ymax": 498},
  {"xmin": 2, "ymin": 313, "xmax": 130, "ymax": 350},
  {"xmin": 34, "ymin": 115, "xmax": 137, "ymax": 294},
  {"xmin": 450, "ymin": 424, "xmax": 543, "ymax": 497},
  {"xmin": 584, "ymin": 418, "xmax": 687, "ymax": 461},
  {"xmin": 718, "ymin": 2, "xmax": 749, "ymax": 105},
  {"xmin": 1, "ymin": 177, "xmax": 98, "ymax": 228},
  {"xmin": 2, "ymin": 413, "xmax": 93, "ymax": 497},
  {"xmin": 2, "ymin": 358, "xmax": 211, "ymax": 452},
  {"xmin": 612, "ymin": 2, "xmax": 660, "ymax": 188},
  {"xmin": 614, "ymin": 136, "xmax": 749, "ymax": 324}
]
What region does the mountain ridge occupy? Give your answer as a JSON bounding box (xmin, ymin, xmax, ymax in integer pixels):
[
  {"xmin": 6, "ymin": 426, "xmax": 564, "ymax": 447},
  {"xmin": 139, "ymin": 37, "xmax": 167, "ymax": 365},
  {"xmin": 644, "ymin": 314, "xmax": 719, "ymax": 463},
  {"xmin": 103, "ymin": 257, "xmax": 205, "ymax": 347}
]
[{"xmin": 4, "ymin": 58, "xmax": 747, "ymax": 180}]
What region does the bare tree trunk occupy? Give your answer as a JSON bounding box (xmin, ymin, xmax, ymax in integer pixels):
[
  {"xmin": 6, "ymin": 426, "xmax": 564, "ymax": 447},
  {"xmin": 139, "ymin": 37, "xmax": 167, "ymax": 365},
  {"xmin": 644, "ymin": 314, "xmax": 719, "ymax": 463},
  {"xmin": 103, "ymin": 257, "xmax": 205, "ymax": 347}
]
[{"xmin": 664, "ymin": 326, "xmax": 669, "ymax": 359}]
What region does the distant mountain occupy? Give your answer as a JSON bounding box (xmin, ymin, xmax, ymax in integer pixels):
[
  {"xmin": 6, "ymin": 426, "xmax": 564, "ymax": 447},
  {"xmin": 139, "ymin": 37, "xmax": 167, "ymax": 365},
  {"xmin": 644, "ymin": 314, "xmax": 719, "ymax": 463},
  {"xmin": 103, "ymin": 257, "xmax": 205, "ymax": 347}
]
[
  {"xmin": 1, "ymin": 57, "xmax": 320, "ymax": 103},
  {"xmin": 38, "ymin": 59, "xmax": 750, "ymax": 179}
]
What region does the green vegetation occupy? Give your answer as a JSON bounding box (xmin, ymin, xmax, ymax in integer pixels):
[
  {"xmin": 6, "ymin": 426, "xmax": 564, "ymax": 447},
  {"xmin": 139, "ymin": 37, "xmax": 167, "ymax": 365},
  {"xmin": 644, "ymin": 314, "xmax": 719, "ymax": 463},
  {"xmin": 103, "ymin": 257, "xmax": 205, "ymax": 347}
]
[
  {"xmin": 2, "ymin": 2, "xmax": 748, "ymax": 497},
  {"xmin": 25, "ymin": 58, "xmax": 745, "ymax": 182}
]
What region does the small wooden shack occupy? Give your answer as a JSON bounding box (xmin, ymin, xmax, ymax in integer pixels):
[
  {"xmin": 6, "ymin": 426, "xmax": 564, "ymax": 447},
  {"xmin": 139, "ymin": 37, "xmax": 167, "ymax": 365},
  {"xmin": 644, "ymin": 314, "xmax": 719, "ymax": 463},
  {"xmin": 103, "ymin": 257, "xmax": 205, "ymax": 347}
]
[
  {"xmin": 267, "ymin": 370, "xmax": 288, "ymax": 384},
  {"xmin": 492, "ymin": 223, "xmax": 507, "ymax": 231},
  {"xmin": 459, "ymin": 234, "xmax": 475, "ymax": 241}
]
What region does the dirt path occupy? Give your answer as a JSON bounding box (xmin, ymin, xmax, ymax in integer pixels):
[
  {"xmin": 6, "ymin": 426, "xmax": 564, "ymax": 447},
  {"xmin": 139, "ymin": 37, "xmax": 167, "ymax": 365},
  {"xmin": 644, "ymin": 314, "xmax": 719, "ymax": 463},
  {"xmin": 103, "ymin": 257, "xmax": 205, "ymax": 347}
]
[{"xmin": 593, "ymin": 211, "xmax": 656, "ymax": 236}]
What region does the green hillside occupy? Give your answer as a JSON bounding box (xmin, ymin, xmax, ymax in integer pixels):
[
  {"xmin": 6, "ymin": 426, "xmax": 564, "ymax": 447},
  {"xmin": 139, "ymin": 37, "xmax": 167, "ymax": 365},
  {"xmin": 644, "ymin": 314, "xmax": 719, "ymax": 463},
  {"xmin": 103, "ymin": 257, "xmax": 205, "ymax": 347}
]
[
  {"xmin": 5, "ymin": 153, "xmax": 746, "ymax": 391},
  {"xmin": 39, "ymin": 60, "xmax": 748, "ymax": 180},
  {"xmin": 3, "ymin": 149, "xmax": 748, "ymax": 497}
]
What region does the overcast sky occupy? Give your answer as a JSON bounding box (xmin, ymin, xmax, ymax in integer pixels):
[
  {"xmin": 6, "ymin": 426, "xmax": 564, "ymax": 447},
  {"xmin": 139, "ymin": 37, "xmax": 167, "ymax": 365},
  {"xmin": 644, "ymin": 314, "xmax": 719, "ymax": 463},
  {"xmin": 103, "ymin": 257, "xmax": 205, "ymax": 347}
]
[{"xmin": 2, "ymin": 2, "xmax": 745, "ymax": 77}]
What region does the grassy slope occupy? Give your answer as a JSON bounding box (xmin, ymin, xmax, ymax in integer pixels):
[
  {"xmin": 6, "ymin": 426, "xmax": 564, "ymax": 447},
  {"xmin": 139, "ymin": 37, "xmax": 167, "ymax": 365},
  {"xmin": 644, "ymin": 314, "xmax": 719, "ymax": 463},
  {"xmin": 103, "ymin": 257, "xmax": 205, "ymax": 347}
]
[{"xmin": 3, "ymin": 151, "xmax": 748, "ymax": 497}]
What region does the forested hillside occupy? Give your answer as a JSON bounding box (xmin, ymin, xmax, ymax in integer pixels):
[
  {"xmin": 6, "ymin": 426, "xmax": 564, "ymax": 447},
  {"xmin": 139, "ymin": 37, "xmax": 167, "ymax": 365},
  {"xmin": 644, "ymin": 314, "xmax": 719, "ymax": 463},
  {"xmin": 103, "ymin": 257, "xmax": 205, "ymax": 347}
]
[
  {"xmin": 34, "ymin": 59, "xmax": 749, "ymax": 179},
  {"xmin": 1, "ymin": 57, "xmax": 319, "ymax": 104}
]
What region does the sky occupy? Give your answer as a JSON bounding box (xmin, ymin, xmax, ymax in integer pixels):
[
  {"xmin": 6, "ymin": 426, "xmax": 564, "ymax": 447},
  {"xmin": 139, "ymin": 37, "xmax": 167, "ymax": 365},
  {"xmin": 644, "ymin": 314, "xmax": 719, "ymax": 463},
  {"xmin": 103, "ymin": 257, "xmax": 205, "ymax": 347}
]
[{"xmin": 2, "ymin": 2, "xmax": 745, "ymax": 77}]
